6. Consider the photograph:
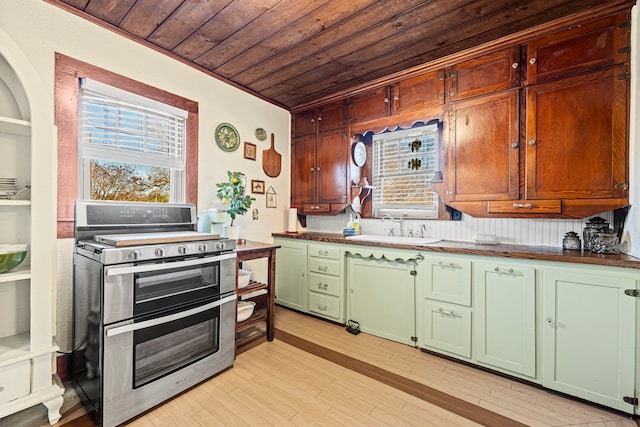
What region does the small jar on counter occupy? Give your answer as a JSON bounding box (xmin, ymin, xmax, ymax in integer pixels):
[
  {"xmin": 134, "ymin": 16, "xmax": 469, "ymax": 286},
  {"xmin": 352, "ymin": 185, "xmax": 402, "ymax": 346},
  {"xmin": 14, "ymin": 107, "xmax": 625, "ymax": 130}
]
[
  {"xmin": 591, "ymin": 228, "xmax": 620, "ymax": 254},
  {"xmin": 562, "ymin": 232, "xmax": 581, "ymax": 250}
]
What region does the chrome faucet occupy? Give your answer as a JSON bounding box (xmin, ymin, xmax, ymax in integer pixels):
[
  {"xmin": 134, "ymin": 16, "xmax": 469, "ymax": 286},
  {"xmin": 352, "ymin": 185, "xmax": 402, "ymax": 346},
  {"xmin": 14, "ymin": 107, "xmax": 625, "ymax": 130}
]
[{"xmin": 382, "ymin": 213, "xmax": 406, "ymax": 236}]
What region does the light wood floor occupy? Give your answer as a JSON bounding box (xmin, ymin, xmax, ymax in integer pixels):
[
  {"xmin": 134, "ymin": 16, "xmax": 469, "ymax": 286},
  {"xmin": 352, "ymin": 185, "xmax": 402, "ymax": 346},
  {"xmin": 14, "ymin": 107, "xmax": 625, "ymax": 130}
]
[{"xmin": 5, "ymin": 306, "xmax": 638, "ymax": 427}]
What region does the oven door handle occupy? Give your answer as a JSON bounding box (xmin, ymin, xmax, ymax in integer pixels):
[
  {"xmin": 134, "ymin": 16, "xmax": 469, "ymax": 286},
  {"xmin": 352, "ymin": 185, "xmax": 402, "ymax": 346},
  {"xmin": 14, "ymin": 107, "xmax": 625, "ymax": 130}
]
[
  {"xmin": 105, "ymin": 252, "xmax": 237, "ymax": 276},
  {"xmin": 105, "ymin": 293, "xmax": 237, "ymax": 337}
]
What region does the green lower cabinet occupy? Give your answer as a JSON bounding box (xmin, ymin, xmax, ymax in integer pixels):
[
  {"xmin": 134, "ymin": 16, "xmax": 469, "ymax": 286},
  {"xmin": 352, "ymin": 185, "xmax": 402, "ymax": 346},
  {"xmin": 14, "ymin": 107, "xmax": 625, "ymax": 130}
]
[
  {"xmin": 417, "ymin": 254, "xmax": 473, "ymax": 358},
  {"xmin": 474, "ymin": 262, "xmax": 536, "ymax": 378},
  {"xmin": 347, "ymin": 255, "xmax": 417, "ymax": 346},
  {"xmin": 308, "ymin": 243, "xmax": 345, "ymax": 322},
  {"xmin": 274, "ymin": 238, "xmax": 307, "ymax": 312},
  {"xmin": 420, "ymin": 301, "xmax": 472, "ymax": 357},
  {"xmin": 542, "ymin": 268, "xmax": 637, "ymax": 413}
]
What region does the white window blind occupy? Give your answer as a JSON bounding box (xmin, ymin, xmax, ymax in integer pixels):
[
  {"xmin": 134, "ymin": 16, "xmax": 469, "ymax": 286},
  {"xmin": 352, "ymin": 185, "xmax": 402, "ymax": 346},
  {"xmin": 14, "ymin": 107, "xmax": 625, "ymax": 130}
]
[
  {"xmin": 372, "ymin": 124, "xmax": 439, "ymax": 218},
  {"xmin": 78, "ymin": 78, "xmax": 187, "ymax": 201}
]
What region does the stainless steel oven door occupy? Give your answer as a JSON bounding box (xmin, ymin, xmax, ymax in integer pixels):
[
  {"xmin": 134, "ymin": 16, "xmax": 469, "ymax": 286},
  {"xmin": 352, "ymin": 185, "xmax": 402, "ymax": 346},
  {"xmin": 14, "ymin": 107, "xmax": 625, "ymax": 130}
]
[
  {"xmin": 102, "ymin": 252, "xmax": 236, "ymax": 324},
  {"xmin": 101, "ymin": 293, "xmax": 236, "ymax": 427}
]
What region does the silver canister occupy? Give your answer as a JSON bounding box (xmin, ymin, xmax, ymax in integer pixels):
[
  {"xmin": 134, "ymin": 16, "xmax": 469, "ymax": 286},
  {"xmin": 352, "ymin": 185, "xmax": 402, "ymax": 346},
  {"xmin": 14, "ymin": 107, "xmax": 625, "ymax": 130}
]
[
  {"xmin": 582, "ymin": 216, "xmax": 610, "ymax": 251},
  {"xmin": 562, "ymin": 231, "xmax": 581, "ymax": 250}
]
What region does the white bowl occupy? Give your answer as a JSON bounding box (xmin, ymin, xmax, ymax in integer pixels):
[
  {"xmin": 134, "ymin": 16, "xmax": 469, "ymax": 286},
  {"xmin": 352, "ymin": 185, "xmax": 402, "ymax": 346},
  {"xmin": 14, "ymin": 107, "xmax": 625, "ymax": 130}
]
[
  {"xmin": 238, "ymin": 269, "xmax": 252, "ymax": 289},
  {"xmin": 237, "ymin": 301, "xmax": 256, "ymax": 322}
]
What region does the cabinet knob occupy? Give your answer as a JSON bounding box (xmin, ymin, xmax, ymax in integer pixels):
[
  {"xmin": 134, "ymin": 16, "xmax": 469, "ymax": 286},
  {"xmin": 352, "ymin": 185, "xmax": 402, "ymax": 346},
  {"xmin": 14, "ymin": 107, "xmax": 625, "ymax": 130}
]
[
  {"xmin": 546, "ymin": 317, "xmax": 556, "ymax": 328},
  {"xmin": 311, "ymin": 118, "xmax": 315, "ymax": 123},
  {"xmin": 317, "ymin": 117, "xmax": 322, "ymax": 121},
  {"xmin": 393, "ymin": 95, "xmax": 399, "ymax": 101},
  {"xmin": 528, "ymin": 139, "xmax": 536, "ymax": 146},
  {"xmin": 511, "ymin": 142, "xmax": 519, "ymax": 149},
  {"xmin": 310, "ymin": 167, "xmax": 315, "ymax": 172},
  {"xmin": 316, "ymin": 166, "xmax": 321, "ymax": 171},
  {"xmin": 512, "ymin": 62, "xmax": 519, "ymax": 69},
  {"xmin": 384, "ymin": 97, "xmax": 389, "ymax": 103},
  {"xmin": 529, "ymin": 58, "xmax": 537, "ymax": 64}
]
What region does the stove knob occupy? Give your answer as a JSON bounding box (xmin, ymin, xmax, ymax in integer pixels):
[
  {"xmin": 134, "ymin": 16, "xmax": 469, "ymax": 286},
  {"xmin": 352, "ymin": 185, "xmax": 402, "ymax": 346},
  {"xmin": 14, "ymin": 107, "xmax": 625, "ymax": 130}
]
[
  {"xmin": 216, "ymin": 241, "xmax": 225, "ymax": 251},
  {"xmin": 178, "ymin": 245, "xmax": 188, "ymax": 255},
  {"xmin": 155, "ymin": 248, "xmax": 166, "ymax": 257},
  {"xmin": 198, "ymin": 243, "xmax": 207, "ymax": 252},
  {"xmin": 128, "ymin": 250, "xmax": 141, "ymax": 260}
]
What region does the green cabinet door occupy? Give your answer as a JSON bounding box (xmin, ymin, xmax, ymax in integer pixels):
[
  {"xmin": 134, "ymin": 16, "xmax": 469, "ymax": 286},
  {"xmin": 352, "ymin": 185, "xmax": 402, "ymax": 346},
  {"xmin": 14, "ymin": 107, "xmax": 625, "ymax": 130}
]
[
  {"xmin": 474, "ymin": 262, "xmax": 536, "ymax": 377},
  {"xmin": 542, "ymin": 268, "xmax": 636, "ymax": 413},
  {"xmin": 347, "ymin": 256, "xmax": 416, "ymax": 346},
  {"xmin": 274, "ymin": 238, "xmax": 307, "ymax": 312}
]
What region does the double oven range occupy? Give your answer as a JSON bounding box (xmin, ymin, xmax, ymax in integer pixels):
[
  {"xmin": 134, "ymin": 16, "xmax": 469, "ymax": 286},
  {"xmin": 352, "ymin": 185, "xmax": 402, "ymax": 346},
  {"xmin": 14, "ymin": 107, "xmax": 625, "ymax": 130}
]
[{"xmin": 73, "ymin": 201, "xmax": 237, "ymax": 427}]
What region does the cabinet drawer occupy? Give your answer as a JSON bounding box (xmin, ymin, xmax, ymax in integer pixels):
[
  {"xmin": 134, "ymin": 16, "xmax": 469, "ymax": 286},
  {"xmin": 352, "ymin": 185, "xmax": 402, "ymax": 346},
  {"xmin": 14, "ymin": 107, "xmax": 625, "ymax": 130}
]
[
  {"xmin": 309, "ymin": 272, "xmax": 340, "ymax": 297},
  {"xmin": 301, "ymin": 204, "xmax": 330, "ymax": 214},
  {"xmin": 308, "ymin": 245, "xmax": 340, "ymax": 259},
  {"xmin": 421, "ymin": 301, "xmax": 471, "ymax": 358},
  {"xmin": 424, "ymin": 258, "xmax": 471, "ymax": 306},
  {"xmin": 308, "ymin": 292, "xmax": 341, "ymax": 319},
  {"xmin": 487, "ymin": 199, "xmax": 561, "ymax": 214},
  {"xmin": 308, "ymin": 258, "xmax": 340, "ymax": 276},
  {"xmin": 0, "ymin": 360, "xmax": 30, "ymax": 404}
]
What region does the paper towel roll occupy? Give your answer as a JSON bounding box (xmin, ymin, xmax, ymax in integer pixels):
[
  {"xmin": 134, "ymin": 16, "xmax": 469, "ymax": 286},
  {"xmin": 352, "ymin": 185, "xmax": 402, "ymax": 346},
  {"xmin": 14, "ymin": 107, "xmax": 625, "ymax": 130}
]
[{"xmin": 286, "ymin": 208, "xmax": 298, "ymax": 233}]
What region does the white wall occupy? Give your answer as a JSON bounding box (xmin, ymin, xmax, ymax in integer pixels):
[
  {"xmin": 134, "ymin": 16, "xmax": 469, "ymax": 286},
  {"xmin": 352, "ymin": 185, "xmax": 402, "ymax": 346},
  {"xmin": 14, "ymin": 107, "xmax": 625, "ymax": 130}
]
[{"xmin": 0, "ymin": 0, "xmax": 291, "ymax": 351}]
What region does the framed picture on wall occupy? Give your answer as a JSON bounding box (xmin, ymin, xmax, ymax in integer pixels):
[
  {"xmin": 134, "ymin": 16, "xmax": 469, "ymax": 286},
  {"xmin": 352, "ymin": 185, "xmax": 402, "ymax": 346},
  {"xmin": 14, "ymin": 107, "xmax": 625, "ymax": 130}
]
[
  {"xmin": 251, "ymin": 179, "xmax": 265, "ymax": 194},
  {"xmin": 266, "ymin": 186, "xmax": 277, "ymax": 208},
  {"xmin": 244, "ymin": 142, "xmax": 257, "ymax": 160}
]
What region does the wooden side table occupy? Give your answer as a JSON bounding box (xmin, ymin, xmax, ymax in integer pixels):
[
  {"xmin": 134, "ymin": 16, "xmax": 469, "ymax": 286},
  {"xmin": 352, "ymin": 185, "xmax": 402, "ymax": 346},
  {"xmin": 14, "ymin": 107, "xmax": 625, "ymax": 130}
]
[{"xmin": 235, "ymin": 240, "xmax": 280, "ymax": 353}]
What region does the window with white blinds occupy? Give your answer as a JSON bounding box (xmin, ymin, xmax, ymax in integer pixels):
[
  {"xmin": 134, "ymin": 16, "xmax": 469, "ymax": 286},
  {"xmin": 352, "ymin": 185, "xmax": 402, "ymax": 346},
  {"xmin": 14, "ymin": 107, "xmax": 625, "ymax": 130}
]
[
  {"xmin": 372, "ymin": 123, "xmax": 440, "ymax": 218},
  {"xmin": 78, "ymin": 78, "xmax": 187, "ymax": 202}
]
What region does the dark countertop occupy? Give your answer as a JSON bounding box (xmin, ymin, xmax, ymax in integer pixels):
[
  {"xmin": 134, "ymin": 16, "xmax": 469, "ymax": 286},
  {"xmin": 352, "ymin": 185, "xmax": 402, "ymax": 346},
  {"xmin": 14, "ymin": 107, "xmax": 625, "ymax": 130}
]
[{"xmin": 272, "ymin": 232, "xmax": 640, "ymax": 270}]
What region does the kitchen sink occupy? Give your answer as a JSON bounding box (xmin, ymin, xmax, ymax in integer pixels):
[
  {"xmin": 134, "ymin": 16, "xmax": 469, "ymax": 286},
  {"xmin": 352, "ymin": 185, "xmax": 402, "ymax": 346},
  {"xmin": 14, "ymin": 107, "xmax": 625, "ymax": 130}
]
[{"xmin": 345, "ymin": 234, "xmax": 442, "ymax": 246}]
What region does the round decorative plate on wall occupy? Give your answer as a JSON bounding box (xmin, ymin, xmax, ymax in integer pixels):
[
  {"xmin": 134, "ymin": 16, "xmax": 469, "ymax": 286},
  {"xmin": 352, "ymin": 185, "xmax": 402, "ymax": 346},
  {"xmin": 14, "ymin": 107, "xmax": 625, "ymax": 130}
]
[
  {"xmin": 215, "ymin": 123, "xmax": 240, "ymax": 152},
  {"xmin": 255, "ymin": 128, "xmax": 267, "ymax": 141}
]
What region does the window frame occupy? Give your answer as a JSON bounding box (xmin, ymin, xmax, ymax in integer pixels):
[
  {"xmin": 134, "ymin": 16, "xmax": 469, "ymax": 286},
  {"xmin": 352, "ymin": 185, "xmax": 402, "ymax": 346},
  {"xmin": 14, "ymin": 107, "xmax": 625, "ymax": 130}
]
[
  {"xmin": 371, "ymin": 122, "xmax": 441, "ymax": 219},
  {"xmin": 55, "ymin": 53, "xmax": 199, "ymax": 238}
]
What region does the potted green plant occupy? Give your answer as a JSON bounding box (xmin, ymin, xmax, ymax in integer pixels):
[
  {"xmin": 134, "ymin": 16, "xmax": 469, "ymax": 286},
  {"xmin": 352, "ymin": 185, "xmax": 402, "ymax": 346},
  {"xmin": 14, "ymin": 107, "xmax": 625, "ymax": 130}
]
[{"xmin": 216, "ymin": 171, "xmax": 255, "ymax": 239}]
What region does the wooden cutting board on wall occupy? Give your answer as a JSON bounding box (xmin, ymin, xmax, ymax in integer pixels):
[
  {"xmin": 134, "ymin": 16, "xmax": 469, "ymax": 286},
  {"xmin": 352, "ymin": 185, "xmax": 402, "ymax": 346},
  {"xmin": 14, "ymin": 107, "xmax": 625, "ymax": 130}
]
[{"xmin": 263, "ymin": 133, "xmax": 281, "ymax": 177}]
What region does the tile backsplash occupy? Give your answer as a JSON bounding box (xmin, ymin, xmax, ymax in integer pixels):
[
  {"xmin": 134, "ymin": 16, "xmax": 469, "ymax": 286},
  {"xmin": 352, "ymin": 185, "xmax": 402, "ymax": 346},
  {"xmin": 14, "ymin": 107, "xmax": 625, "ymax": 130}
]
[{"xmin": 305, "ymin": 209, "xmax": 614, "ymax": 248}]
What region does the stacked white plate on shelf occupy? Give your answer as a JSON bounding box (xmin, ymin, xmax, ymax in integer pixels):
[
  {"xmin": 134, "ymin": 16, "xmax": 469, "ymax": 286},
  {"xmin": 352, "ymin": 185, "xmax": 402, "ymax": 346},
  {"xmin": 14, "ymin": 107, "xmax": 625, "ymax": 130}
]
[{"xmin": 0, "ymin": 177, "xmax": 18, "ymax": 199}]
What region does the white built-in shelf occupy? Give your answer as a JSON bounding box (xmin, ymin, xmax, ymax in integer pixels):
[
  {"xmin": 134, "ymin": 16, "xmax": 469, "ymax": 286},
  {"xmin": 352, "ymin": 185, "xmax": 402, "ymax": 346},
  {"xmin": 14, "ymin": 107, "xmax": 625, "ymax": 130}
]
[
  {"xmin": 0, "ymin": 332, "xmax": 30, "ymax": 367},
  {"xmin": 0, "ymin": 200, "xmax": 31, "ymax": 206},
  {"xmin": 0, "ymin": 266, "xmax": 31, "ymax": 283},
  {"xmin": 0, "ymin": 116, "xmax": 31, "ymax": 136}
]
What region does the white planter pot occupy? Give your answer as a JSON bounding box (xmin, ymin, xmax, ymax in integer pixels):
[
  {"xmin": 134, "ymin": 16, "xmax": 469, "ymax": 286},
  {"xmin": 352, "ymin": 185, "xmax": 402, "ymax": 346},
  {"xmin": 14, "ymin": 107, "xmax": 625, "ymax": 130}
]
[{"xmin": 225, "ymin": 225, "xmax": 240, "ymax": 240}]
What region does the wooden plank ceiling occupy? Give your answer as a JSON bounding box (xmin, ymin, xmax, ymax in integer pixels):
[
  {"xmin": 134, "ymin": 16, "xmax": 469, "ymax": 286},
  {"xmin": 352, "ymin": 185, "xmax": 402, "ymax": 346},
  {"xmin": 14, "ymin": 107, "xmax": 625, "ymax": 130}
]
[{"xmin": 48, "ymin": 0, "xmax": 625, "ymax": 110}]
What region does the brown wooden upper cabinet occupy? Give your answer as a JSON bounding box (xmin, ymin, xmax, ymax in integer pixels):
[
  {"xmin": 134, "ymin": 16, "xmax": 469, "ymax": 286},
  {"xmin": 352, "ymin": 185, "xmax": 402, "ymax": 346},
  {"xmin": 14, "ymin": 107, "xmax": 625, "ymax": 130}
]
[
  {"xmin": 291, "ymin": 100, "xmax": 349, "ymax": 215},
  {"xmin": 525, "ymin": 13, "xmax": 630, "ymax": 85},
  {"xmin": 446, "ymin": 90, "xmax": 520, "ymax": 203},
  {"xmin": 445, "ymin": 47, "xmax": 520, "ymax": 101},
  {"xmin": 392, "ymin": 69, "xmax": 444, "ymax": 114},
  {"xmin": 524, "ymin": 65, "xmax": 629, "ymax": 201},
  {"xmin": 443, "ymin": 11, "xmax": 630, "ymax": 219},
  {"xmin": 350, "ymin": 87, "xmax": 391, "ymax": 123}
]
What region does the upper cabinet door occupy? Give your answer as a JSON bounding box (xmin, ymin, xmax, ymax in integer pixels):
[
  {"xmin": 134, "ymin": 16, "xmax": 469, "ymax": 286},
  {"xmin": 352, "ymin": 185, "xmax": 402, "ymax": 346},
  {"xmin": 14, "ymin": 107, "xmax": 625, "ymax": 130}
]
[
  {"xmin": 446, "ymin": 47, "xmax": 521, "ymax": 101},
  {"xmin": 350, "ymin": 87, "xmax": 391, "ymax": 123},
  {"xmin": 525, "ymin": 65, "xmax": 628, "ymax": 200},
  {"xmin": 447, "ymin": 90, "xmax": 520, "ymax": 202},
  {"xmin": 392, "ymin": 70, "xmax": 444, "ymax": 114},
  {"xmin": 525, "ymin": 13, "xmax": 630, "ymax": 85},
  {"xmin": 293, "ymin": 109, "xmax": 317, "ymax": 137},
  {"xmin": 291, "ymin": 134, "xmax": 316, "ymax": 206},
  {"xmin": 316, "ymin": 128, "xmax": 348, "ymax": 205},
  {"xmin": 318, "ymin": 100, "xmax": 347, "ymax": 132}
]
